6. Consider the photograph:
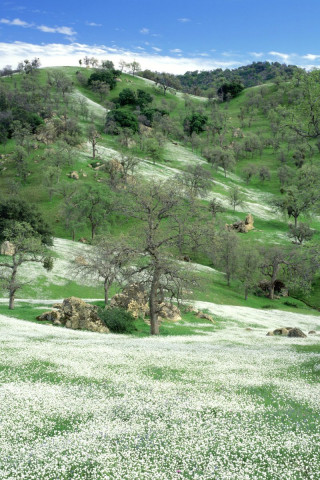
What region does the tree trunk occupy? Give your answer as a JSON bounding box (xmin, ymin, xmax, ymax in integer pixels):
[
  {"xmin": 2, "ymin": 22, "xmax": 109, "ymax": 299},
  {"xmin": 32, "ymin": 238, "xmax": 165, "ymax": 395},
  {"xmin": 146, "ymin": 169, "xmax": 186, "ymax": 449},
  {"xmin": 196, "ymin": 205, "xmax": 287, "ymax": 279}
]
[
  {"xmin": 268, "ymin": 262, "xmax": 280, "ymax": 299},
  {"xmin": 9, "ymin": 293, "xmax": 15, "ymax": 310},
  {"xmin": 104, "ymin": 280, "xmax": 109, "ymax": 307},
  {"xmin": 268, "ymin": 283, "xmax": 275, "ymax": 300},
  {"xmin": 9, "ymin": 266, "xmax": 17, "ymax": 310},
  {"xmin": 91, "ymin": 223, "xmax": 96, "ymax": 240},
  {"xmin": 149, "ymin": 268, "xmax": 160, "ymax": 335},
  {"xmin": 244, "ymin": 286, "xmax": 248, "ymax": 301}
]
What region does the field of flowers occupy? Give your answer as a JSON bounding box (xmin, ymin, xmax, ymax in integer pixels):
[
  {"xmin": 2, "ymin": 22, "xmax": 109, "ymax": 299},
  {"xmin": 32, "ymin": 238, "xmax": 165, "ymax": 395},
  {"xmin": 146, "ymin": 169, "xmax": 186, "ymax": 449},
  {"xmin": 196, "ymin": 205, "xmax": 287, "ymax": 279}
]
[{"xmin": 0, "ymin": 313, "xmax": 320, "ymax": 480}]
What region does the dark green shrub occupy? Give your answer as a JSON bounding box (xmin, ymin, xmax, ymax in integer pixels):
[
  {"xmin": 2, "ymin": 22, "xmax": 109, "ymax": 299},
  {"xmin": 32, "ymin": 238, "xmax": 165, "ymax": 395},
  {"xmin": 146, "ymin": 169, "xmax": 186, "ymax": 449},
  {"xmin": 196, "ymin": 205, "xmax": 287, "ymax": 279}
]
[
  {"xmin": 88, "ymin": 69, "xmax": 121, "ymax": 90},
  {"xmin": 105, "ymin": 108, "xmax": 139, "ymax": 133},
  {"xmin": 99, "ymin": 307, "xmax": 137, "ymax": 333}
]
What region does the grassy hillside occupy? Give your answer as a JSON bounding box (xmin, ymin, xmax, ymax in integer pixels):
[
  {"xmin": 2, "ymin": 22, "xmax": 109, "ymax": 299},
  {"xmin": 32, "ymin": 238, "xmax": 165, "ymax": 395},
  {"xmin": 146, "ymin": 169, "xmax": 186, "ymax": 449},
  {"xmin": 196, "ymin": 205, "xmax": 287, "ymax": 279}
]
[{"xmin": 0, "ymin": 66, "xmax": 320, "ymax": 312}]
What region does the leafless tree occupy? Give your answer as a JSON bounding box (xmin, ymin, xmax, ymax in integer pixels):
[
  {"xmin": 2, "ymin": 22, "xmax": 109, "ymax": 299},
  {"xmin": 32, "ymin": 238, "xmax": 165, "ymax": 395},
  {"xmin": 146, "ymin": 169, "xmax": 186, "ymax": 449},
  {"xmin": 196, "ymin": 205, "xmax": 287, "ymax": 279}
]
[
  {"xmin": 122, "ymin": 179, "xmax": 195, "ymax": 334},
  {"xmin": 74, "ymin": 235, "xmax": 135, "ymax": 306},
  {"xmin": 0, "ymin": 222, "xmax": 52, "ymax": 309}
]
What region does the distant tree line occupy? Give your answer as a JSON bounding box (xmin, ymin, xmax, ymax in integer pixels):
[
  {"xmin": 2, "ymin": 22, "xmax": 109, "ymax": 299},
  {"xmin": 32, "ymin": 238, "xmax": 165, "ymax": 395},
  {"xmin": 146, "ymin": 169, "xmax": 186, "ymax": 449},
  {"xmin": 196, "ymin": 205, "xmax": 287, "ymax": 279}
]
[{"xmin": 175, "ymin": 61, "xmax": 301, "ymax": 96}]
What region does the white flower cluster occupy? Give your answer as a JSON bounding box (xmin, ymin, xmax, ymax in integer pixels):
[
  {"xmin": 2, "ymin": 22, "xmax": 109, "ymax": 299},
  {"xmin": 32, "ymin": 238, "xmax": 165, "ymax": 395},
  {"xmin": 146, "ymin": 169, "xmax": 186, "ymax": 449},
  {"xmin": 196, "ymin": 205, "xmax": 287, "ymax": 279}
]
[{"xmin": 0, "ymin": 313, "xmax": 319, "ymax": 479}]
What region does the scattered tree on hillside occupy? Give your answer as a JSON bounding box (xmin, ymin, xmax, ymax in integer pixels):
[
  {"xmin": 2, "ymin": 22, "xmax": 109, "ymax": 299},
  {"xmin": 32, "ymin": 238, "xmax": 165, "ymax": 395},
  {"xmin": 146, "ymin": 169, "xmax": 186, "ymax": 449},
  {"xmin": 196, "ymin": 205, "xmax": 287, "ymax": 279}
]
[
  {"xmin": 217, "ymin": 81, "xmax": 244, "ymax": 102},
  {"xmin": 17, "ymin": 58, "xmax": 41, "ymax": 75},
  {"xmin": 74, "ymin": 235, "xmax": 134, "ymax": 306},
  {"xmin": 156, "ymin": 73, "xmax": 181, "ymax": 95},
  {"xmin": 215, "ymin": 229, "xmax": 239, "ymax": 287},
  {"xmin": 101, "ymin": 60, "xmax": 114, "ymax": 70},
  {"xmin": 87, "ymin": 125, "xmax": 101, "ymax": 159},
  {"xmin": 88, "ymin": 68, "xmax": 121, "ymax": 91},
  {"xmin": 0, "ymin": 199, "xmax": 53, "ymax": 245},
  {"xmin": 90, "ymin": 80, "xmax": 110, "ymax": 101},
  {"xmin": 208, "ymin": 198, "xmax": 225, "ymax": 217},
  {"xmin": 237, "ymin": 246, "xmax": 261, "ymax": 300},
  {"xmin": 217, "ymin": 150, "xmax": 236, "ymax": 178},
  {"xmin": 122, "ymin": 179, "xmax": 194, "ymax": 335},
  {"xmin": 12, "ymin": 146, "xmax": 28, "ymax": 182},
  {"xmin": 42, "ymin": 166, "xmax": 61, "ymax": 201},
  {"xmin": 259, "ymin": 166, "xmax": 271, "ymax": 183},
  {"xmin": 119, "ymin": 152, "xmax": 140, "ymax": 183},
  {"xmin": 288, "ymin": 223, "xmax": 314, "ymax": 245},
  {"xmin": 228, "ymin": 186, "xmax": 245, "ymax": 211},
  {"xmin": 259, "ymin": 245, "xmax": 320, "ymax": 299},
  {"xmin": 76, "ymin": 185, "xmax": 113, "ymax": 240},
  {"xmin": 183, "ymin": 113, "xmax": 208, "ymax": 136},
  {"xmin": 119, "ymin": 60, "xmax": 127, "ymax": 72},
  {"xmin": 175, "ymin": 164, "xmax": 212, "ymax": 199},
  {"xmin": 273, "ymin": 167, "xmax": 320, "ymax": 227},
  {"xmin": 242, "ymin": 164, "xmax": 257, "ymax": 185},
  {"xmin": 47, "ymin": 70, "xmax": 73, "ymax": 101},
  {"xmin": 287, "ymin": 70, "xmax": 320, "ymax": 140},
  {"xmin": 128, "ymin": 61, "xmax": 141, "ymax": 76},
  {"xmin": 105, "ymin": 109, "xmax": 139, "ymax": 134},
  {"xmin": 0, "ymin": 222, "xmax": 53, "ymax": 309}
]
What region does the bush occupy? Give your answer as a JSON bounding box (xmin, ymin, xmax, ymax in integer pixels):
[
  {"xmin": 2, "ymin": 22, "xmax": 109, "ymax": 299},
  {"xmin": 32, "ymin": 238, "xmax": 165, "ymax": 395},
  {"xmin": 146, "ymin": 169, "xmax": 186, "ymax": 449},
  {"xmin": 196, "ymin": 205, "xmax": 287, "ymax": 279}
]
[
  {"xmin": 106, "ymin": 108, "xmax": 139, "ymax": 134},
  {"xmin": 99, "ymin": 307, "xmax": 137, "ymax": 333}
]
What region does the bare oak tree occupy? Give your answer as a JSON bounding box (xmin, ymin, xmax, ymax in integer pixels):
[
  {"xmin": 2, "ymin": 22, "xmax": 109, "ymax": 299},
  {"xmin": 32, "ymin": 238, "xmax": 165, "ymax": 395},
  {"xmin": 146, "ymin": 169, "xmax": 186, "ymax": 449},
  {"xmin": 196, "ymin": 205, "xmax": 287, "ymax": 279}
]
[{"xmin": 0, "ymin": 222, "xmax": 52, "ymax": 309}]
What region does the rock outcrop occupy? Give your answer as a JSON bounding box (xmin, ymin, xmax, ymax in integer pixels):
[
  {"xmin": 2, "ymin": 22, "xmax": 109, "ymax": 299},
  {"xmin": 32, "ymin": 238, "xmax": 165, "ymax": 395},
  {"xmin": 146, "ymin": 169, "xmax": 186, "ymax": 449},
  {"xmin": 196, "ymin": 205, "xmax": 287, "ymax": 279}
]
[
  {"xmin": 68, "ymin": 171, "xmax": 79, "ymax": 180},
  {"xmin": 226, "ymin": 214, "xmax": 254, "ymax": 233},
  {"xmin": 0, "ymin": 241, "xmax": 15, "ymax": 256},
  {"xmin": 36, "ymin": 297, "xmax": 109, "ymax": 333},
  {"xmin": 110, "ymin": 284, "xmax": 149, "ymax": 318},
  {"xmin": 158, "ymin": 302, "xmax": 182, "ymax": 322},
  {"xmin": 110, "ymin": 284, "xmax": 182, "ymax": 321},
  {"xmin": 196, "ymin": 311, "xmax": 215, "ymax": 323},
  {"xmin": 266, "ymin": 327, "xmax": 307, "ymax": 338}
]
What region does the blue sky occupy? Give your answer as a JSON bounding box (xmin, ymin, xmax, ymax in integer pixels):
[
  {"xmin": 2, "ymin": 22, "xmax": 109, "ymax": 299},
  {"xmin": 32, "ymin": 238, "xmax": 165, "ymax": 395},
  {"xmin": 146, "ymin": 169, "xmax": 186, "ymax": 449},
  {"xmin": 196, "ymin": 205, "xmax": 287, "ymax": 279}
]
[{"xmin": 1, "ymin": 0, "xmax": 320, "ymax": 73}]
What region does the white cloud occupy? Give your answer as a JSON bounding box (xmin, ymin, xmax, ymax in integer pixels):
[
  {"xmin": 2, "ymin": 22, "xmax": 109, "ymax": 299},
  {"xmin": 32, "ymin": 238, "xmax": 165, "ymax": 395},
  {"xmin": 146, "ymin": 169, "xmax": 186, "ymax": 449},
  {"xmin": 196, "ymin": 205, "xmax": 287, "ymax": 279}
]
[
  {"xmin": 86, "ymin": 22, "xmax": 102, "ymax": 27},
  {"xmin": 0, "ymin": 17, "xmax": 76, "ymax": 36},
  {"xmin": 0, "ymin": 17, "xmax": 31, "ymax": 27},
  {"xmin": 303, "ymin": 53, "xmax": 320, "ymax": 61},
  {"xmin": 170, "ymin": 49, "xmax": 182, "ymax": 53},
  {"xmin": 0, "ymin": 41, "xmax": 243, "ymax": 74},
  {"xmin": 268, "ymin": 51, "xmax": 291, "ymax": 63},
  {"xmin": 249, "ymin": 51, "xmax": 264, "ymax": 58},
  {"xmin": 54, "ymin": 26, "xmax": 76, "ymax": 36},
  {"xmin": 152, "ymin": 47, "xmax": 162, "ymax": 52},
  {"xmin": 178, "ymin": 18, "xmax": 191, "ymax": 23},
  {"xmin": 140, "ymin": 28, "xmax": 149, "ymax": 34},
  {"xmin": 37, "ymin": 25, "xmax": 76, "ymax": 36}
]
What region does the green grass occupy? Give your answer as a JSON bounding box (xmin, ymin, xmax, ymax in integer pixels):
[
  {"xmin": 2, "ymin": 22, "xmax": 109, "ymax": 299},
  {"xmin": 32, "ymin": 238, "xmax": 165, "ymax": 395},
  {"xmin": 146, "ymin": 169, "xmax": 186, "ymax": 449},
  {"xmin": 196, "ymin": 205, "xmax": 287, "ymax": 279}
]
[{"xmin": 2, "ymin": 68, "xmax": 320, "ymax": 312}]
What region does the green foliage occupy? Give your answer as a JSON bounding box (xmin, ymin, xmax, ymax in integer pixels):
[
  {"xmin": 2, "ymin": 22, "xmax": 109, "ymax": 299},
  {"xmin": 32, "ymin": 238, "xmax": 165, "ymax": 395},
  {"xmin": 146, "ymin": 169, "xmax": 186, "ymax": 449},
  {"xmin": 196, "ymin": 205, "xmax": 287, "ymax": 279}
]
[
  {"xmin": 98, "ymin": 307, "xmax": 137, "ymax": 333},
  {"xmin": 217, "ymin": 81, "xmax": 244, "ymax": 101},
  {"xmin": 87, "ymin": 68, "xmax": 120, "ymax": 90},
  {"xmin": 137, "ymin": 89, "xmax": 153, "ymax": 107},
  {"xmin": 183, "ymin": 112, "xmax": 208, "ymax": 135},
  {"xmin": 176, "ymin": 61, "xmax": 300, "ymax": 95},
  {"xmin": 106, "ymin": 108, "xmax": 139, "ymax": 133},
  {"xmin": 0, "ymin": 198, "xmax": 53, "ymax": 245},
  {"xmin": 118, "ymin": 88, "xmax": 137, "ymax": 106}
]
